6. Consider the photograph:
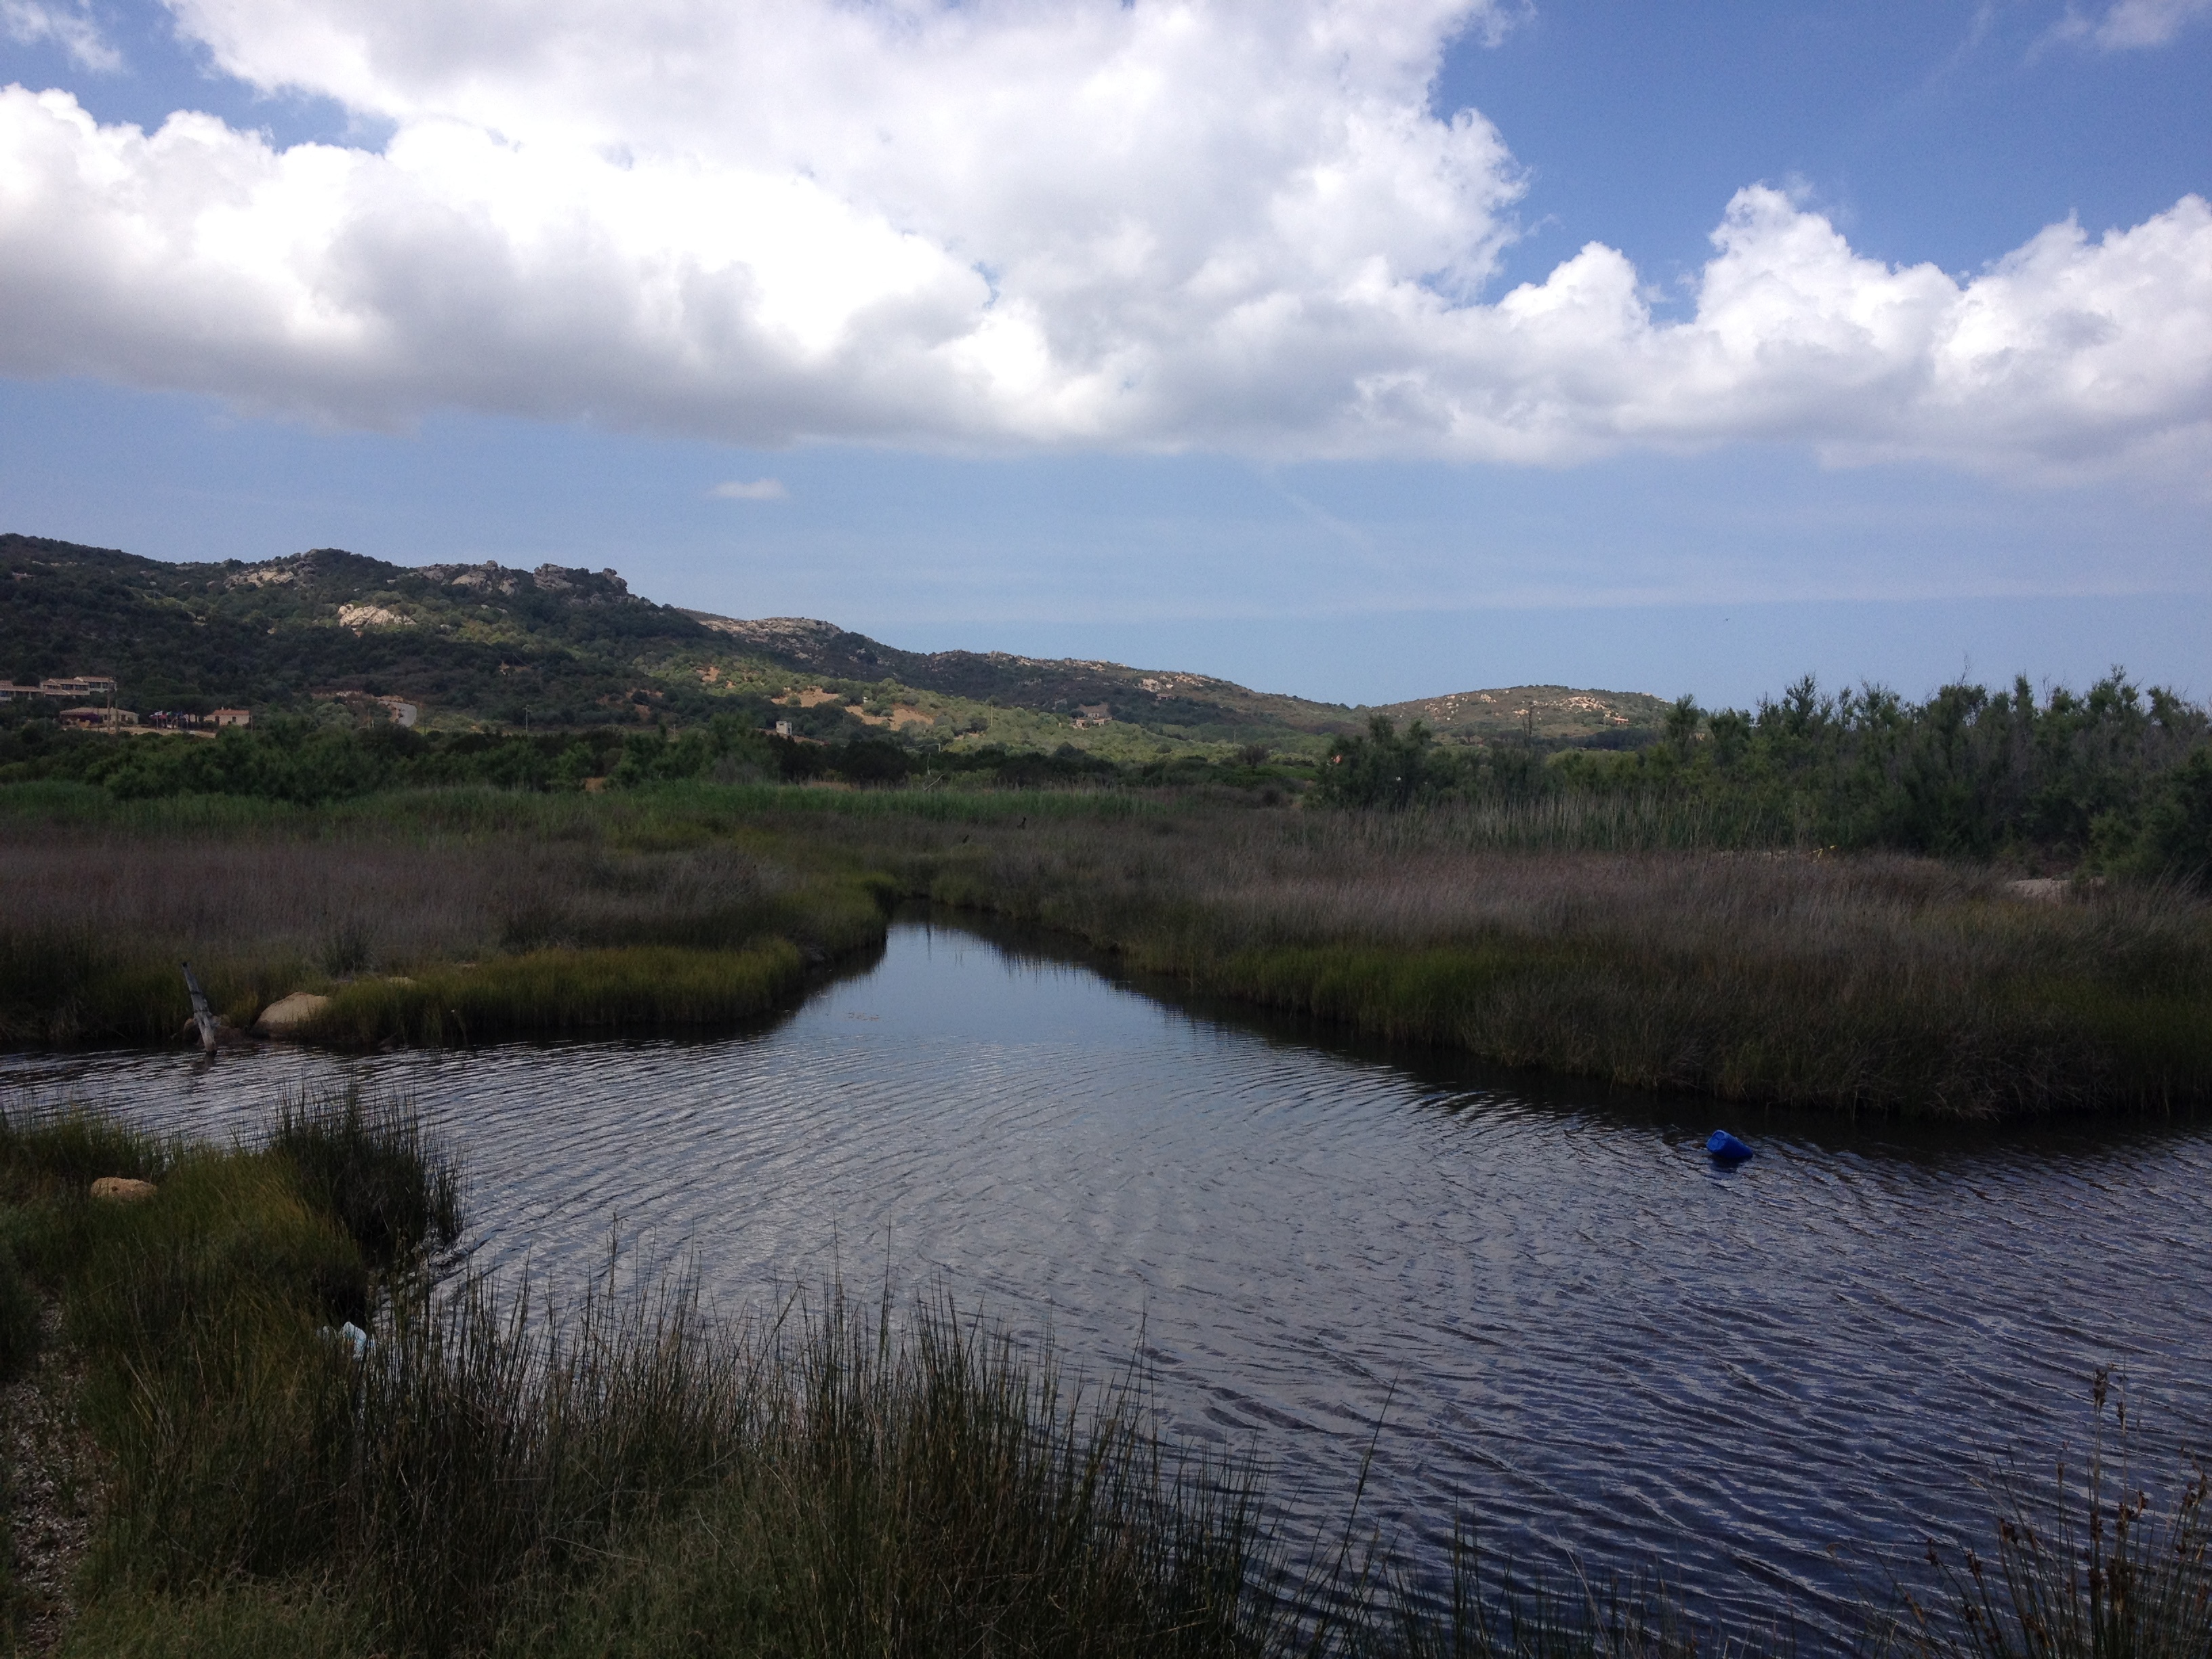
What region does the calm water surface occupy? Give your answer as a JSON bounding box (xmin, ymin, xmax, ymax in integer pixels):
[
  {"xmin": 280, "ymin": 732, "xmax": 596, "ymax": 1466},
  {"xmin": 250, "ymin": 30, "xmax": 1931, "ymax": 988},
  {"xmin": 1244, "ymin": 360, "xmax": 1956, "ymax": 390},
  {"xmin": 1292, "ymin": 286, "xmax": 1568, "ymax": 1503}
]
[{"xmin": 6, "ymin": 915, "xmax": 2209, "ymax": 1634}]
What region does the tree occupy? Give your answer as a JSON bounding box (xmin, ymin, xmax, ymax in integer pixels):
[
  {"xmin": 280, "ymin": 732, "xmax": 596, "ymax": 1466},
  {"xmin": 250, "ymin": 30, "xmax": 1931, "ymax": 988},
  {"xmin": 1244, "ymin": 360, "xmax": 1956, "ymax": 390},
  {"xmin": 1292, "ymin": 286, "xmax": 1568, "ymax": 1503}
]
[{"xmin": 1317, "ymin": 716, "xmax": 1445, "ymax": 809}]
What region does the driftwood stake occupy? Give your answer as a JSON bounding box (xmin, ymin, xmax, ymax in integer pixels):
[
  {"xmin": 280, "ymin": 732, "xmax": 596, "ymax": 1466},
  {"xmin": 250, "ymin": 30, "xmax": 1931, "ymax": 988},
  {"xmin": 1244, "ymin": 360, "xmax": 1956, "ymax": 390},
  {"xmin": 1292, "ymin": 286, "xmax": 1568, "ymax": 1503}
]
[{"xmin": 181, "ymin": 961, "xmax": 219, "ymax": 1054}]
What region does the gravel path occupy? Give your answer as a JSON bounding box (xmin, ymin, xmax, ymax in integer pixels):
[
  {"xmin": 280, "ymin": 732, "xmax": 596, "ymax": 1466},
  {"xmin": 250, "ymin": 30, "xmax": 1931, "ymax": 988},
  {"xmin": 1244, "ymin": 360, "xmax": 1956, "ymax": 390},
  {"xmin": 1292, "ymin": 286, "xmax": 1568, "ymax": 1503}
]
[{"xmin": 2, "ymin": 1304, "xmax": 98, "ymax": 1656}]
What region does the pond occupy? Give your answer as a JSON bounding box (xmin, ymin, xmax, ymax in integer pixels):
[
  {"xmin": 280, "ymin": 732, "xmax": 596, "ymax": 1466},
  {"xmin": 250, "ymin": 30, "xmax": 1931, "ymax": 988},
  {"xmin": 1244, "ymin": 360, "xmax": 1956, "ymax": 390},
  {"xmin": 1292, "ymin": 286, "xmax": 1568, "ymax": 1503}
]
[{"xmin": 6, "ymin": 912, "xmax": 2209, "ymax": 1637}]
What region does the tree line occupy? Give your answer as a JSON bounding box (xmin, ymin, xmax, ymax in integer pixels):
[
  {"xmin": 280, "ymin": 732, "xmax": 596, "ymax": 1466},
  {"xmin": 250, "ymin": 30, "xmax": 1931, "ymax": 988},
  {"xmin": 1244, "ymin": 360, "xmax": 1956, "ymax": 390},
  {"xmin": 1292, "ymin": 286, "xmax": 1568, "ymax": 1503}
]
[
  {"xmin": 0, "ymin": 714, "xmax": 1151, "ymax": 803},
  {"xmin": 6, "ymin": 670, "xmax": 2208, "ymax": 882},
  {"xmin": 1318, "ymin": 672, "xmax": 2212, "ymax": 881}
]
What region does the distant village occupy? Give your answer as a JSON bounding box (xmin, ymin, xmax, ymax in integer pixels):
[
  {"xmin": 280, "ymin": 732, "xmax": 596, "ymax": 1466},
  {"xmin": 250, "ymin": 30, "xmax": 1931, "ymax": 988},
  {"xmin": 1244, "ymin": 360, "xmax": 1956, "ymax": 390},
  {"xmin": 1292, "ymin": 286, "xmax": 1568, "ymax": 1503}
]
[{"xmin": 0, "ymin": 677, "xmax": 251, "ymax": 733}]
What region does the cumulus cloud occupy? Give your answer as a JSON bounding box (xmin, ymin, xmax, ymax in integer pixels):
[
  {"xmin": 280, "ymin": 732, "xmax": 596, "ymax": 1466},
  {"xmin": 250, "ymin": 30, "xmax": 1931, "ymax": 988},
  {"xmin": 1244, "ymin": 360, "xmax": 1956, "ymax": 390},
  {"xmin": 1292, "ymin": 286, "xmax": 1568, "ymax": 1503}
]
[
  {"xmin": 0, "ymin": 0, "xmax": 2206, "ymax": 480},
  {"xmin": 1, "ymin": 0, "xmax": 120, "ymax": 70},
  {"xmin": 710, "ymin": 478, "xmax": 787, "ymax": 501}
]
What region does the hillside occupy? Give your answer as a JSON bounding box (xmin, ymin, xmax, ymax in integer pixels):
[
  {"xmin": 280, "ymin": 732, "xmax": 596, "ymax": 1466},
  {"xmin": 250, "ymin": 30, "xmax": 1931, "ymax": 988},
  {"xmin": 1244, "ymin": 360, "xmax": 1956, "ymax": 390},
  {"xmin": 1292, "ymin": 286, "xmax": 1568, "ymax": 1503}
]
[
  {"xmin": 1368, "ymin": 684, "xmax": 1671, "ymax": 747},
  {"xmin": 681, "ymin": 612, "xmax": 1363, "ymax": 739},
  {"xmin": 1, "ymin": 533, "xmax": 1665, "ymax": 754},
  {"xmin": 1, "ymin": 533, "xmax": 716, "ymax": 729}
]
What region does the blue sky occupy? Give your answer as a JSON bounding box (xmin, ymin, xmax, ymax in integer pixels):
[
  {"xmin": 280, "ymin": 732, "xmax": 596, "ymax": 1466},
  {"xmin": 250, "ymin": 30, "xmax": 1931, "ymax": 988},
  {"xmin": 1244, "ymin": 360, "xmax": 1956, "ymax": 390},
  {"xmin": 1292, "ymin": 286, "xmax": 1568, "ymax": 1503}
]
[{"xmin": 2, "ymin": 0, "xmax": 2207, "ymax": 709}]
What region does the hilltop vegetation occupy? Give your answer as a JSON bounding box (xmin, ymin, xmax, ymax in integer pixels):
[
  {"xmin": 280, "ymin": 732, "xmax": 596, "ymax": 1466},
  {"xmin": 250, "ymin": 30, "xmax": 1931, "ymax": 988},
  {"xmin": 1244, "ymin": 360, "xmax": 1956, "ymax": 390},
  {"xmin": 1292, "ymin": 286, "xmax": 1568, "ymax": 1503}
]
[
  {"xmin": 686, "ymin": 609, "xmax": 1671, "ymax": 747},
  {"xmin": 1, "ymin": 533, "xmax": 1664, "ymax": 760},
  {"xmin": 3, "ymin": 535, "xmax": 712, "ymax": 729}
]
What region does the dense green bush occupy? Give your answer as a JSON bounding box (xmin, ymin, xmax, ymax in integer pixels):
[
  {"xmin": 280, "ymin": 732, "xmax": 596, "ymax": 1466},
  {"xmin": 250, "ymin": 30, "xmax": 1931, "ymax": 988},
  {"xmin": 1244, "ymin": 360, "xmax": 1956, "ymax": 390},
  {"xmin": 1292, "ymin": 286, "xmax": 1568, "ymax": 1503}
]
[
  {"xmin": 1319, "ymin": 673, "xmax": 2212, "ymax": 876},
  {"xmin": 1544, "ymin": 672, "xmax": 2212, "ymax": 863},
  {"xmin": 0, "ymin": 720, "xmax": 605, "ymax": 805},
  {"xmin": 2102, "ymin": 747, "xmax": 2212, "ymax": 884}
]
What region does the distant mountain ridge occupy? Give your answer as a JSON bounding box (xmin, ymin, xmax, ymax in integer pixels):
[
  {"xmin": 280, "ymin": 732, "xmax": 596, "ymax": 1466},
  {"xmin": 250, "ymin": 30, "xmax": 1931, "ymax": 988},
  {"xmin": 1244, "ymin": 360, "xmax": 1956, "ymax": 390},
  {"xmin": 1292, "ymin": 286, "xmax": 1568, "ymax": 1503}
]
[
  {"xmin": 679, "ymin": 609, "xmax": 1364, "ymax": 736},
  {"xmin": 2, "ymin": 533, "xmax": 1668, "ymax": 751}
]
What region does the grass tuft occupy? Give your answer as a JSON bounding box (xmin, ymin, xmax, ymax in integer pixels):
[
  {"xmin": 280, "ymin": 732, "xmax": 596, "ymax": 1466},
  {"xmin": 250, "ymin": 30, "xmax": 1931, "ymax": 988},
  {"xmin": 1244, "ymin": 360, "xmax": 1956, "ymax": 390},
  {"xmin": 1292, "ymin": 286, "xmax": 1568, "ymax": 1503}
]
[
  {"xmin": 270, "ymin": 1089, "xmax": 464, "ymax": 1267},
  {"xmin": 1910, "ymin": 1368, "xmax": 2212, "ymax": 1659}
]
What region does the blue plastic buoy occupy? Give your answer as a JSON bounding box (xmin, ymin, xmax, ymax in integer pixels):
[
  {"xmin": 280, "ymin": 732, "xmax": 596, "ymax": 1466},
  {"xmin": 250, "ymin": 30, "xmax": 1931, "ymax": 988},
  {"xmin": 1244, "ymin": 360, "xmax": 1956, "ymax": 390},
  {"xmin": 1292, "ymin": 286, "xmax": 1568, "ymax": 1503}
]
[{"xmin": 1706, "ymin": 1129, "xmax": 1755, "ymax": 1164}]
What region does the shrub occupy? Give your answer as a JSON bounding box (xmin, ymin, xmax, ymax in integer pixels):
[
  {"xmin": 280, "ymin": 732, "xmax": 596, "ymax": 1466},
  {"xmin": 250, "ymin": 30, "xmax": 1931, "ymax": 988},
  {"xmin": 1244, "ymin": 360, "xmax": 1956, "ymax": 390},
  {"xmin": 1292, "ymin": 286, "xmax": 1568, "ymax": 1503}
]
[{"xmin": 2116, "ymin": 748, "xmax": 2212, "ymax": 886}]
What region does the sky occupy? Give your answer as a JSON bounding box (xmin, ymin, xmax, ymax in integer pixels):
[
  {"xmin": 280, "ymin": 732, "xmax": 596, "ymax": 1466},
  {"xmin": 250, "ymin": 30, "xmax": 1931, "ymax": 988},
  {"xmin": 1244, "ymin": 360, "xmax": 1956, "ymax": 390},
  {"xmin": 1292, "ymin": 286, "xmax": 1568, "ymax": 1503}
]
[{"xmin": 1, "ymin": 0, "xmax": 2207, "ymax": 709}]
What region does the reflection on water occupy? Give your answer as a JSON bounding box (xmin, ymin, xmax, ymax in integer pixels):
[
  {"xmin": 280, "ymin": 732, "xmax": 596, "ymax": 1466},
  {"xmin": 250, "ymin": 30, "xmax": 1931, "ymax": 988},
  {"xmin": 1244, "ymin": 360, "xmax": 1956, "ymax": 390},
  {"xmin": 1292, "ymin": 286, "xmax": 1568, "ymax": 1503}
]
[{"xmin": 6, "ymin": 914, "xmax": 2209, "ymax": 1635}]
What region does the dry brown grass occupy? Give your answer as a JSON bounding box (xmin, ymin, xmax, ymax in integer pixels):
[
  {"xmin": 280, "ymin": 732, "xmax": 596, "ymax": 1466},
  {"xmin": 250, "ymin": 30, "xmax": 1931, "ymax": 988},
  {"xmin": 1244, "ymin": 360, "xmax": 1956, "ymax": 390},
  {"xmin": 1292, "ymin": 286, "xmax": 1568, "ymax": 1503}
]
[
  {"xmin": 5, "ymin": 783, "xmax": 2205, "ymax": 1115},
  {"xmin": 0, "ymin": 802, "xmax": 879, "ymax": 1044},
  {"xmin": 0, "ymin": 836, "xmax": 792, "ymax": 970},
  {"xmin": 776, "ymin": 802, "xmax": 2212, "ymax": 1118}
]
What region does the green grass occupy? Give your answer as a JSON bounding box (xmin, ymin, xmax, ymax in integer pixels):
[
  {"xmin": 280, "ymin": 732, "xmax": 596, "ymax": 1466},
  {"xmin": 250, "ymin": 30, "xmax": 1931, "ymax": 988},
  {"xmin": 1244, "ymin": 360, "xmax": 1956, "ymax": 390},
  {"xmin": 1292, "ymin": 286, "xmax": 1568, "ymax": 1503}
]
[
  {"xmin": 0, "ymin": 779, "xmax": 1164, "ymax": 839},
  {"xmin": 0, "ymin": 1096, "xmax": 463, "ymax": 1641},
  {"xmin": 301, "ymin": 941, "xmax": 811, "ymax": 1045},
  {"xmin": 270, "ymin": 1091, "xmax": 462, "ymax": 1268}
]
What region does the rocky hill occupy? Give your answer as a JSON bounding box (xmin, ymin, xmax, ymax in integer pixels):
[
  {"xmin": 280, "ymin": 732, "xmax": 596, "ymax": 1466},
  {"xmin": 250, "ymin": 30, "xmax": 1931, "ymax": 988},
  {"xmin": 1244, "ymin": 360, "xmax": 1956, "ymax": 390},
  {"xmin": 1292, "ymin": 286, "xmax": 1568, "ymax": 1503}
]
[
  {"xmin": 1366, "ymin": 684, "xmax": 1670, "ymax": 747},
  {"xmin": 680, "ymin": 611, "xmax": 1370, "ymax": 738},
  {"xmin": 2, "ymin": 533, "xmax": 1665, "ymax": 754},
  {"xmin": 1, "ymin": 534, "xmax": 705, "ymax": 728}
]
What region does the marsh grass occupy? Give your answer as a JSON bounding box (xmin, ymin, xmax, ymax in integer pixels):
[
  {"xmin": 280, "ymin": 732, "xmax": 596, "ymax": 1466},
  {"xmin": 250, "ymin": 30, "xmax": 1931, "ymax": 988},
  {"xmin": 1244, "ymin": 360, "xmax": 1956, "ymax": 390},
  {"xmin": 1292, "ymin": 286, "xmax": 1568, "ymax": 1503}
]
[
  {"xmin": 6, "ymin": 780, "xmax": 2209, "ymax": 1113},
  {"xmin": 300, "ymin": 941, "xmax": 812, "ymax": 1046},
  {"xmin": 0, "ymin": 785, "xmax": 893, "ymax": 1044},
  {"xmin": 270, "ymin": 1091, "xmax": 462, "ymax": 1268},
  {"xmin": 1903, "ymin": 1370, "xmax": 2212, "ymax": 1659},
  {"xmin": 310, "ymin": 1273, "xmax": 1275, "ymax": 1659},
  {"xmin": 770, "ymin": 802, "xmax": 2212, "ymax": 1118}
]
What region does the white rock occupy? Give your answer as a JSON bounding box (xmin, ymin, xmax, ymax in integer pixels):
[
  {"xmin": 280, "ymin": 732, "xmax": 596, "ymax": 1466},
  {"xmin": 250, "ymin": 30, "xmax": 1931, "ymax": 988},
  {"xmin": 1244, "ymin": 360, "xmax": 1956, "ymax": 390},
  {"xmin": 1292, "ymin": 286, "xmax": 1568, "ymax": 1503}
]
[{"xmin": 255, "ymin": 991, "xmax": 331, "ymax": 1033}]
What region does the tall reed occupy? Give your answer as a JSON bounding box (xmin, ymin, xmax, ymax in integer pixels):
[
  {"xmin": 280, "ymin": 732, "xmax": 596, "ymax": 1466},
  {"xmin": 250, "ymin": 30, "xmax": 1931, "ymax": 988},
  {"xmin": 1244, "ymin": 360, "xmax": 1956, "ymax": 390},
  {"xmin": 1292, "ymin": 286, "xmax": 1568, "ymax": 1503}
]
[
  {"xmin": 777, "ymin": 802, "xmax": 2212, "ymax": 1119},
  {"xmin": 0, "ymin": 786, "xmax": 890, "ymax": 1043},
  {"xmin": 1906, "ymin": 1368, "xmax": 2212, "ymax": 1659},
  {"xmin": 7, "ymin": 779, "xmax": 2209, "ymax": 1113}
]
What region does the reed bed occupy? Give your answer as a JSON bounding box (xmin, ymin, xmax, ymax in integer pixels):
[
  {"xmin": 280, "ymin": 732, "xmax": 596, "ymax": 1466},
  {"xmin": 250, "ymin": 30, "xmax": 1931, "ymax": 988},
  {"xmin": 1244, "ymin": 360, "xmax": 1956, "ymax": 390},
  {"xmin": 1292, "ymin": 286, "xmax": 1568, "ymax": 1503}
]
[
  {"xmin": 5, "ymin": 1099, "xmax": 2209, "ymax": 1657},
  {"xmin": 5, "ymin": 780, "xmax": 2207, "ymax": 1114},
  {"xmin": 0, "ymin": 787, "xmax": 890, "ymax": 1044},
  {"xmin": 767, "ymin": 801, "xmax": 2212, "ymax": 1119}
]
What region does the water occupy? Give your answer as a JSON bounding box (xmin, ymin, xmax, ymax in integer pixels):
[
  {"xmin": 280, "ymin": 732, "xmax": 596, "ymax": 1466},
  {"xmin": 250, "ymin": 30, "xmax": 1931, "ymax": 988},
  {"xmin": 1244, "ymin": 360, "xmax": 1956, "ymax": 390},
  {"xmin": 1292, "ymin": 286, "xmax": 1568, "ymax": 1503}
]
[{"xmin": 7, "ymin": 914, "xmax": 2209, "ymax": 1636}]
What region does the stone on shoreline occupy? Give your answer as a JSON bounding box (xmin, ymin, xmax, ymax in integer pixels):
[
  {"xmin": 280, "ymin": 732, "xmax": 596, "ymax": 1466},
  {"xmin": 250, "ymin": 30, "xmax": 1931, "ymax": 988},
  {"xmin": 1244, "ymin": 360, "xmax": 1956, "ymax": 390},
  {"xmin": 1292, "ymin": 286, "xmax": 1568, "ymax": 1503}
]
[{"xmin": 254, "ymin": 991, "xmax": 331, "ymax": 1035}]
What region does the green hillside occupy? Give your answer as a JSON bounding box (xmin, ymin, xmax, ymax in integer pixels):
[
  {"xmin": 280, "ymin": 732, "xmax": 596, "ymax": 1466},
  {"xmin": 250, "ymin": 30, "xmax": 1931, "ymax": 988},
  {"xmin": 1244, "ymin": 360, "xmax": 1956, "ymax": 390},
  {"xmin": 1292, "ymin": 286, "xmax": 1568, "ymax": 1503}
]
[
  {"xmin": 1, "ymin": 533, "xmax": 1665, "ymax": 756},
  {"xmin": 1, "ymin": 533, "xmax": 728, "ymax": 729},
  {"xmin": 1368, "ymin": 684, "xmax": 1673, "ymax": 747}
]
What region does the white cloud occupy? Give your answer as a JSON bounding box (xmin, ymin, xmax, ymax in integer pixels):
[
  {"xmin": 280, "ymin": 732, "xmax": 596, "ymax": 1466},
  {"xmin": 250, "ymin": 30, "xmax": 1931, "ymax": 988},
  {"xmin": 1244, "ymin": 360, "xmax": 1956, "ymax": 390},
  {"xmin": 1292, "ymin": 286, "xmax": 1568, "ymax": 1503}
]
[
  {"xmin": 0, "ymin": 0, "xmax": 2205, "ymax": 482},
  {"xmin": 710, "ymin": 478, "xmax": 787, "ymax": 501},
  {"xmin": 2053, "ymin": 0, "xmax": 2212, "ymax": 48},
  {"xmin": 1, "ymin": 0, "xmax": 120, "ymax": 70}
]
